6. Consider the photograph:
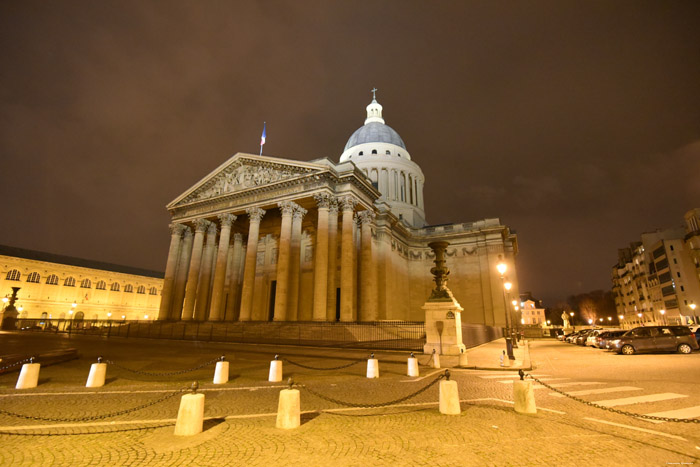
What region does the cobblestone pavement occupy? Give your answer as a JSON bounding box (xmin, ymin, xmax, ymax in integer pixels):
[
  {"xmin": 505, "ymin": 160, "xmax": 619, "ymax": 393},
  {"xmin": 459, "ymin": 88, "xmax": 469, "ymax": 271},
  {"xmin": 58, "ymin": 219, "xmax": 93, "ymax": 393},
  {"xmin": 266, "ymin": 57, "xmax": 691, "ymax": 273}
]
[{"xmin": 0, "ymin": 332, "xmax": 698, "ymax": 466}]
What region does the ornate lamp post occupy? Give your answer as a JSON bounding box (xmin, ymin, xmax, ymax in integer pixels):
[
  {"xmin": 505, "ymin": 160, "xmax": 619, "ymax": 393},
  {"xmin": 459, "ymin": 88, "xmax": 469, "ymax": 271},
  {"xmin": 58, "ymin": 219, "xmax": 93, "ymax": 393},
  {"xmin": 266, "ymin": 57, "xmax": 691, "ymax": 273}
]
[
  {"xmin": 659, "ymin": 309, "xmax": 665, "ymax": 325},
  {"xmin": 496, "ymin": 260, "xmax": 515, "ymax": 360}
]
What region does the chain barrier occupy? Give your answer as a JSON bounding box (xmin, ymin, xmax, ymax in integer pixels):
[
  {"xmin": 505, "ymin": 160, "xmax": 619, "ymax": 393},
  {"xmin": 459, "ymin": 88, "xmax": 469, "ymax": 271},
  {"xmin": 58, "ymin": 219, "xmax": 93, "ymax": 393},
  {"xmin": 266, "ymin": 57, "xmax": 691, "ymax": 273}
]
[
  {"xmin": 0, "ymin": 357, "xmax": 33, "ymax": 373},
  {"xmin": 523, "ymin": 372, "xmax": 699, "ymax": 424},
  {"xmin": 281, "ymin": 356, "xmax": 366, "ymax": 371},
  {"xmin": 102, "ymin": 356, "xmax": 222, "ymax": 377},
  {"xmin": 297, "ymin": 372, "xmax": 446, "ymax": 408},
  {"xmin": 0, "ymin": 387, "xmax": 188, "ymax": 423}
]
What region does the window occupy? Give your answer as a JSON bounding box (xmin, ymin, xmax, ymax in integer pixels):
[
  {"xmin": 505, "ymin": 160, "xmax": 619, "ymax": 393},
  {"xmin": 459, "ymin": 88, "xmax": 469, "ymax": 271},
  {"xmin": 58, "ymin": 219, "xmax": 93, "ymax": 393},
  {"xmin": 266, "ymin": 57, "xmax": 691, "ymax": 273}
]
[
  {"xmin": 149, "ymin": 287, "xmax": 158, "ymax": 295},
  {"xmin": 96, "ymin": 281, "xmax": 106, "ymax": 290},
  {"xmin": 125, "ymin": 284, "xmax": 133, "ymax": 293},
  {"xmin": 673, "ymin": 258, "xmax": 677, "ymax": 264},
  {"xmin": 137, "ymin": 285, "xmax": 146, "ymax": 294},
  {"xmin": 371, "ymin": 149, "xmax": 377, "ymax": 154},
  {"xmin": 385, "ymin": 150, "xmax": 390, "ymax": 155},
  {"xmin": 46, "ymin": 274, "xmax": 59, "ymax": 285},
  {"xmin": 81, "ymin": 279, "xmax": 92, "ymax": 288},
  {"xmin": 65, "ymin": 277, "xmax": 76, "ymax": 287},
  {"xmin": 677, "ymin": 272, "xmax": 681, "ymax": 278},
  {"xmin": 6, "ymin": 269, "xmax": 21, "ymax": 281},
  {"xmin": 358, "ymin": 151, "xmax": 363, "ymax": 156},
  {"xmin": 110, "ymin": 283, "xmax": 120, "ymax": 292},
  {"xmin": 27, "ymin": 272, "xmax": 41, "ymax": 283},
  {"xmin": 670, "ymin": 245, "xmax": 674, "ymax": 251}
]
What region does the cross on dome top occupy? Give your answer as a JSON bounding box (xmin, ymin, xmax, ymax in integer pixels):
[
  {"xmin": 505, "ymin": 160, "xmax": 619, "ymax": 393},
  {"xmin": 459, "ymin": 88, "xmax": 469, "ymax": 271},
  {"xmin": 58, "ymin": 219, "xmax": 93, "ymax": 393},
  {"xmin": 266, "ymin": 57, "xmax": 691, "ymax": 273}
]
[{"xmin": 365, "ymin": 88, "xmax": 384, "ymax": 124}]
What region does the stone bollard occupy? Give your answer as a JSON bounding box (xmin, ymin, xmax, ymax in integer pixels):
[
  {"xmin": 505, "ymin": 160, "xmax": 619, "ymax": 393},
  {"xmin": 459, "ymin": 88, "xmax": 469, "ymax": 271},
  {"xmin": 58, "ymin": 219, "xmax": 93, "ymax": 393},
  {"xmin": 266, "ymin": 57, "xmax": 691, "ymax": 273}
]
[
  {"xmin": 407, "ymin": 352, "xmax": 419, "ymax": 377},
  {"xmin": 439, "ymin": 370, "xmax": 460, "ymax": 415},
  {"xmin": 174, "ymin": 382, "xmax": 205, "ymax": 436},
  {"xmin": 366, "ymin": 353, "xmax": 379, "ymax": 379},
  {"xmin": 86, "ymin": 357, "xmax": 107, "ymax": 388},
  {"xmin": 500, "ymin": 350, "xmax": 510, "ymax": 367},
  {"xmin": 269, "ymin": 355, "xmax": 283, "ymax": 383},
  {"xmin": 16, "ymin": 358, "xmax": 40, "ymax": 389},
  {"xmin": 276, "ymin": 378, "xmax": 300, "ymax": 429},
  {"xmin": 459, "ymin": 348, "xmax": 468, "ymax": 367},
  {"xmin": 513, "ymin": 370, "xmax": 537, "ymax": 414},
  {"xmin": 431, "ymin": 349, "xmax": 441, "ymax": 369},
  {"xmin": 213, "ymin": 355, "xmax": 229, "ymax": 385}
]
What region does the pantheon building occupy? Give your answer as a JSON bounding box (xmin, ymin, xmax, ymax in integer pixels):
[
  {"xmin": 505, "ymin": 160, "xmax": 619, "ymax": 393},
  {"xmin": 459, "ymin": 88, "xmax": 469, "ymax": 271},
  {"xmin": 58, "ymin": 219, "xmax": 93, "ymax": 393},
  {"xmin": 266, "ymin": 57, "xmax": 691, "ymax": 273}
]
[{"xmin": 158, "ymin": 96, "xmax": 519, "ymax": 326}]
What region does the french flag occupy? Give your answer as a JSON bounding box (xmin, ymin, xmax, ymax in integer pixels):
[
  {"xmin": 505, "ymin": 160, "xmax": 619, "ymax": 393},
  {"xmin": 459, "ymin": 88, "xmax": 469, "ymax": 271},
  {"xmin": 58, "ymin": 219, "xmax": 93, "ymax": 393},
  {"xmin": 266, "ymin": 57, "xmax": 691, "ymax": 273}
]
[{"xmin": 260, "ymin": 122, "xmax": 266, "ymax": 146}]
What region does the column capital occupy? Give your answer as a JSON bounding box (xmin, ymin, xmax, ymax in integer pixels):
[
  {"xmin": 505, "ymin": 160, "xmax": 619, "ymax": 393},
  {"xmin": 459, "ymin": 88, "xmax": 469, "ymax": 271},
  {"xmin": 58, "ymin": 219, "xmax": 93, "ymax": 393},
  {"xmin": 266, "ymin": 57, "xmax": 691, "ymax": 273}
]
[
  {"xmin": 218, "ymin": 212, "xmax": 237, "ymax": 227},
  {"xmin": 193, "ymin": 218, "xmax": 212, "ymax": 233},
  {"xmin": 328, "ymin": 198, "xmax": 339, "ymax": 215},
  {"xmin": 293, "ymin": 206, "xmax": 308, "ymax": 221},
  {"xmin": 278, "ymin": 201, "xmax": 298, "ymax": 217},
  {"xmin": 182, "ymin": 226, "xmax": 193, "ymax": 239},
  {"xmin": 314, "ymin": 193, "xmax": 333, "ymax": 209},
  {"xmin": 339, "ymin": 195, "xmax": 358, "ymax": 212},
  {"xmin": 233, "ymin": 232, "xmax": 243, "ymax": 243},
  {"xmin": 246, "ymin": 207, "xmax": 266, "ymax": 223},
  {"xmin": 169, "ymin": 223, "xmax": 187, "ymax": 236},
  {"xmin": 358, "ymin": 210, "xmax": 376, "ymax": 225},
  {"xmin": 207, "ymin": 223, "xmax": 219, "ymax": 236}
]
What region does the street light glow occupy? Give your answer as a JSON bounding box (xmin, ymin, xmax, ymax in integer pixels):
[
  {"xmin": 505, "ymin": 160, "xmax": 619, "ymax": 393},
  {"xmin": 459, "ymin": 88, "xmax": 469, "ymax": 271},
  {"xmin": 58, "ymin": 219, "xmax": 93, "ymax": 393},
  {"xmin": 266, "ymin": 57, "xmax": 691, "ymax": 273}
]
[
  {"xmin": 496, "ymin": 262, "xmax": 507, "ymax": 276},
  {"xmin": 659, "ymin": 309, "xmax": 665, "ymax": 315},
  {"xmin": 504, "ymin": 281, "xmax": 512, "ymax": 291}
]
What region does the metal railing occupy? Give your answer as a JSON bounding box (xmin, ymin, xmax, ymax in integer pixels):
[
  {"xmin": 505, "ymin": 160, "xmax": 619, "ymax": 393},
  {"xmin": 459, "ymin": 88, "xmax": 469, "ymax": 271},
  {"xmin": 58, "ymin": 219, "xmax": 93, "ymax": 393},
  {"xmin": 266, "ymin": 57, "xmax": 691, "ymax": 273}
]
[{"xmin": 13, "ymin": 318, "xmax": 426, "ymax": 351}]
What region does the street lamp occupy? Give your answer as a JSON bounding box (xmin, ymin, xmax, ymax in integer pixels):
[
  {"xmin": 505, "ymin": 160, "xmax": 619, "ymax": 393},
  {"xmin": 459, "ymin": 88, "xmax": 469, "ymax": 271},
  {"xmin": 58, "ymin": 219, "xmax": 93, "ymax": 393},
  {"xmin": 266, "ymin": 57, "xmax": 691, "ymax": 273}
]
[
  {"xmin": 588, "ymin": 319, "xmax": 593, "ymax": 325},
  {"xmin": 659, "ymin": 309, "xmax": 666, "ymax": 325},
  {"xmin": 607, "ymin": 316, "xmax": 612, "ymax": 323},
  {"xmin": 503, "ymin": 280, "xmax": 519, "ymax": 349},
  {"xmin": 637, "ymin": 312, "xmax": 643, "ymax": 326},
  {"xmin": 496, "ymin": 260, "xmax": 515, "ymax": 360}
]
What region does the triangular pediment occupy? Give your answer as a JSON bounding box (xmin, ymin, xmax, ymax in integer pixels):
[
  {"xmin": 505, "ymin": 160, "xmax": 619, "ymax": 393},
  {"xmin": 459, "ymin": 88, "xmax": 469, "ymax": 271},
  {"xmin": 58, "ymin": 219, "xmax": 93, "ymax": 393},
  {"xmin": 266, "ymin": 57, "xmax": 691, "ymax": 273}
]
[{"xmin": 168, "ymin": 153, "xmax": 325, "ymax": 208}]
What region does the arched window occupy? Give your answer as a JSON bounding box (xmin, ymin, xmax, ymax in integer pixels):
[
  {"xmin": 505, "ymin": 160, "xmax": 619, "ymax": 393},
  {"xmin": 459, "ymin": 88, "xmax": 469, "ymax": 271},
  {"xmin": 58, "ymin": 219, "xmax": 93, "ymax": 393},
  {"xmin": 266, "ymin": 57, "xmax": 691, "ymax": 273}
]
[
  {"xmin": 125, "ymin": 284, "xmax": 133, "ymax": 293},
  {"xmin": 371, "ymin": 149, "xmax": 377, "ymax": 154},
  {"xmin": 149, "ymin": 287, "xmax": 158, "ymax": 295},
  {"xmin": 111, "ymin": 283, "xmax": 120, "ymax": 292},
  {"xmin": 386, "ymin": 150, "xmax": 390, "ymax": 155},
  {"xmin": 358, "ymin": 151, "xmax": 363, "ymax": 156},
  {"xmin": 137, "ymin": 285, "xmax": 146, "ymax": 294},
  {"xmin": 6, "ymin": 269, "xmax": 21, "ymax": 281},
  {"xmin": 65, "ymin": 277, "xmax": 76, "ymax": 287},
  {"xmin": 27, "ymin": 272, "xmax": 41, "ymax": 283},
  {"xmin": 81, "ymin": 279, "xmax": 92, "ymax": 288},
  {"xmin": 96, "ymin": 280, "xmax": 106, "ymax": 290},
  {"xmin": 46, "ymin": 274, "xmax": 59, "ymax": 285}
]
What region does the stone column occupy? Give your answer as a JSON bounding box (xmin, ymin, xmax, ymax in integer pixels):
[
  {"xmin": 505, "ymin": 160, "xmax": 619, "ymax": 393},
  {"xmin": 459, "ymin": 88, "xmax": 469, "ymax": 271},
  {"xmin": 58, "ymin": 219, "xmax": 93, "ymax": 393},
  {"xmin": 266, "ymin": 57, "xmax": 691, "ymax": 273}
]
[
  {"xmin": 171, "ymin": 227, "xmax": 193, "ymax": 320},
  {"xmin": 359, "ymin": 210, "xmax": 378, "ymax": 321},
  {"xmin": 339, "ymin": 197, "xmax": 357, "ymax": 322},
  {"xmin": 157, "ymin": 223, "xmax": 186, "ymax": 320},
  {"xmin": 182, "ymin": 219, "xmax": 211, "ymax": 321},
  {"xmin": 194, "ymin": 223, "xmax": 218, "ymax": 321},
  {"xmin": 208, "ymin": 213, "xmax": 236, "ymax": 321},
  {"xmin": 325, "ymin": 199, "xmax": 339, "ymax": 321},
  {"xmin": 273, "ymin": 201, "xmax": 297, "ymax": 321},
  {"xmin": 224, "ymin": 233, "xmax": 244, "ymax": 321},
  {"xmin": 312, "ymin": 193, "xmax": 332, "ymax": 321},
  {"xmin": 239, "ymin": 207, "xmax": 266, "ymax": 321},
  {"xmin": 287, "ymin": 206, "xmax": 307, "ymax": 321}
]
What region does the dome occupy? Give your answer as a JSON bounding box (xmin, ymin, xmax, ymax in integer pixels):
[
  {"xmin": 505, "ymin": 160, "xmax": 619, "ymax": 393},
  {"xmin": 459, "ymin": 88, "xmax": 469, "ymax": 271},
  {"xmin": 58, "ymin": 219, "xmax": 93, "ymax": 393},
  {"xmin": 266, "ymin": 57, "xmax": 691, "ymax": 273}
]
[{"xmin": 343, "ymin": 122, "xmax": 407, "ymax": 152}]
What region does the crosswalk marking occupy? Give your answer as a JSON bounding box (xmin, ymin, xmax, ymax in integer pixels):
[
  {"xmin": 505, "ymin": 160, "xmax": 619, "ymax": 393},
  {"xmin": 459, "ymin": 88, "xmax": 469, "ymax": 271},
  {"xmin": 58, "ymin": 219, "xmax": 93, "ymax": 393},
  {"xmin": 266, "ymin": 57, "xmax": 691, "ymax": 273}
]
[
  {"xmin": 547, "ymin": 382, "xmax": 604, "ymax": 388},
  {"xmin": 478, "ymin": 374, "xmax": 549, "ymax": 379},
  {"xmin": 640, "ymin": 405, "xmax": 700, "ymax": 424},
  {"xmin": 595, "ymin": 393, "xmax": 688, "ymax": 407},
  {"xmin": 498, "ymin": 378, "xmax": 567, "ymax": 384},
  {"xmin": 549, "ymin": 386, "xmax": 642, "ymax": 397}
]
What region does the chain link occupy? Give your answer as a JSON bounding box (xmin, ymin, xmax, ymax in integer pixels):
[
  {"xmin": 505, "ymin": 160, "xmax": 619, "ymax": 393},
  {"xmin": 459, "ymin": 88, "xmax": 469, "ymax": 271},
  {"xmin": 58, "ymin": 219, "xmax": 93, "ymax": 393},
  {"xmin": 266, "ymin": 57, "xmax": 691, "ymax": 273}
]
[
  {"xmin": 298, "ymin": 373, "xmax": 445, "ymax": 408},
  {"xmin": 524, "ymin": 373, "xmax": 699, "ymax": 424},
  {"xmin": 0, "ymin": 357, "xmax": 33, "ymax": 373},
  {"xmin": 0, "ymin": 387, "xmax": 186, "ymax": 422},
  {"xmin": 103, "ymin": 357, "xmax": 220, "ymax": 377},
  {"xmin": 282, "ymin": 357, "xmax": 365, "ymax": 371}
]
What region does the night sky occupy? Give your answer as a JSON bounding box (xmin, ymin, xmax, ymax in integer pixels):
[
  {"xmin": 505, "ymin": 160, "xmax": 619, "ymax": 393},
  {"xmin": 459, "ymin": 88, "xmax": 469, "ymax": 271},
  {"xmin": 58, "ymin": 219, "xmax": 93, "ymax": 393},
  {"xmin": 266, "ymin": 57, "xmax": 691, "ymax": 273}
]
[{"xmin": 1, "ymin": 1, "xmax": 699, "ymax": 306}]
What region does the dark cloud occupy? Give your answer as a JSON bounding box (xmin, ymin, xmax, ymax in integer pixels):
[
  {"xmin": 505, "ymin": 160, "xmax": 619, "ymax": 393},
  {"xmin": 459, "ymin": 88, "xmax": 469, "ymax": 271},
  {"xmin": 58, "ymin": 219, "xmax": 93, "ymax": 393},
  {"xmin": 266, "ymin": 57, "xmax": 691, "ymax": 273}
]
[{"xmin": 1, "ymin": 1, "xmax": 699, "ymax": 305}]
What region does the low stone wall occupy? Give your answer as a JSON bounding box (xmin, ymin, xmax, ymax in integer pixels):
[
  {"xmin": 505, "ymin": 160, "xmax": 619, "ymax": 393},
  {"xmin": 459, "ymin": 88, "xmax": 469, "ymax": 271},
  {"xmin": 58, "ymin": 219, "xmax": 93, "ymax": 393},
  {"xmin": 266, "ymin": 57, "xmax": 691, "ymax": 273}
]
[{"xmin": 461, "ymin": 324, "xmax": 504, "ymax": 348}]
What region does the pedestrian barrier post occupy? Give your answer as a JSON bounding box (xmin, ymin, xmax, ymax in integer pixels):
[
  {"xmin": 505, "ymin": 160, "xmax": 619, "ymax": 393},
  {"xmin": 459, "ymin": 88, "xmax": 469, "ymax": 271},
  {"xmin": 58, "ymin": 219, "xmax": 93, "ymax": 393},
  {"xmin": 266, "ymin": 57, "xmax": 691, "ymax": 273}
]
[
  {"xmin": 407, "ymin": 352, "xmax": 419, "ymax": 377},
  {"xmin": 458, "ymin": 348, "xmax": 468, "ymax": 367},
  {"xmin": 16, "ymin": 358, "xmax": 40, "ymax": 389},
  {"xmin": 86, "ymin": 357, "xmax": 107, "ymax": 388},
  {"xmin": 431, "ymin": 349, "xmax": 441, "ymax": 369},
  {"xmin": 269, "ymin": 355, "xmax": 283, "ymax": 383},
  {"xmin": 513, "ymin": 370, "xmax": 536, "ymax": 414},
  {"xmin": 439, "ymin": 370, "xmax": 460, "ymax": 415},
  {"xmin": 500, "ymin": 350, "xmax": 510, "ymax": 367},
  {"xmin": 276, "ymin": 378, "xmax": 300, "ymax": 429},
  {"xmin": 213, "ymin": 355, "xmax": 229, "ymax": 385},
  {"xmin": 366, "ymin": 353, "xmax": 379, "ymax": 379},
  {"xmin": 174, "ymin": 382, "xmax": 205, "ymax": 436}
]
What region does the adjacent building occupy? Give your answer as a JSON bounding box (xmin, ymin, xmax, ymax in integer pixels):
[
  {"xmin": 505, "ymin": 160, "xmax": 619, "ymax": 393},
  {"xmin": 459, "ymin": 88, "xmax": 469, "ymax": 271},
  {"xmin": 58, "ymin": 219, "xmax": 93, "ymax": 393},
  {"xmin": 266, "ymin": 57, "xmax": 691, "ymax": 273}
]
[
  {"xmin": 157, "ymin": 95, "xmax": 520, "ymax": 325},
  {"xmin": 612, "ymin": 209, "xmax": 700, "ymax": 326}
]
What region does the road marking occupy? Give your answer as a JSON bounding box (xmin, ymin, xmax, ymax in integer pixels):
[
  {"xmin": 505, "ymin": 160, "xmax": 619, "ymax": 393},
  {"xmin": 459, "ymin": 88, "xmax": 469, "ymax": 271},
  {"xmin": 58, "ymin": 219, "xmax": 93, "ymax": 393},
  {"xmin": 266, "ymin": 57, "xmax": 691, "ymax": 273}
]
[
  {"xmin": 583, "ymin": 417, "xmax": 687, "ymax": 441},
  {"xmin": 595, "ymin": 393, "xmax": 688, "ymax": 407},
  {"xmin": 550, "ymin": 387, "xmax": 642, "ymax": 397},
  {"xmin": 640, "ymin": 405, "xmax": 700, "ymax": 424},
  {"xmin": 400, "ymin": 369, "xmax": 444, "ymax": 382},
  {"xmin": 0, "ymin": 385, "xmax": 286, "ymax": 398},
  {"xmin": 478, "ymin": 374, "xmax": 549, "ymax": 379},
  {"xmin": 498, "ymin": 378, "xmax": 567, "ymax": 384},
  {"xmin": 547, "ymin": 382, "xmax": 604, "ymax": 388}
]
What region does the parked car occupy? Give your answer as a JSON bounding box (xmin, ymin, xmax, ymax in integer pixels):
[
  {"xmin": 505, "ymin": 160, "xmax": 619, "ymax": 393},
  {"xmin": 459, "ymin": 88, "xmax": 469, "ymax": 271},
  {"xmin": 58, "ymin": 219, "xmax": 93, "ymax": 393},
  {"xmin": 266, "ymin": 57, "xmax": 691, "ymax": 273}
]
[
  {"xmin": 585, "ymin": 329, "xmax": 607, "ymax": 347},
  {"xmin": 564, "ymin": 331, "xmax": 581, "ymax": 343},
  {"xmin": 689, "ymin": 325, "xmax": 700, "ymax": 345},
  {"xmin": 575, "ymin": 329, "xmax": 593, "ymax": 346},
  {"xmin": 598, "ymin": 330, "xmax": 626, "ymax": 350},
  {"xmin": 613, "ymin": 326, "xmax": 699, "ymax": 355}
]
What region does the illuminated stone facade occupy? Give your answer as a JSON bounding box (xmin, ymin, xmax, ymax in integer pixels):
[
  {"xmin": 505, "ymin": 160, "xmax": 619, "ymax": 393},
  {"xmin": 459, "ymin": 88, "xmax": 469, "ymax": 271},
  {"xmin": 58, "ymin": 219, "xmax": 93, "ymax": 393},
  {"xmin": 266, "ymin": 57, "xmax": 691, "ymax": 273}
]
[
  {"xmin": 0, "ymin": 245, "xmax": 163, "ymax": 321},
  {"xmin": 158, "ymin": 97, "xmax": 520, "ymax": 325}
]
